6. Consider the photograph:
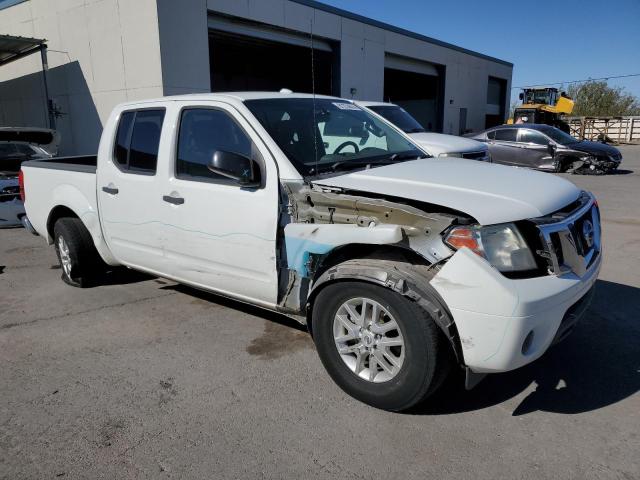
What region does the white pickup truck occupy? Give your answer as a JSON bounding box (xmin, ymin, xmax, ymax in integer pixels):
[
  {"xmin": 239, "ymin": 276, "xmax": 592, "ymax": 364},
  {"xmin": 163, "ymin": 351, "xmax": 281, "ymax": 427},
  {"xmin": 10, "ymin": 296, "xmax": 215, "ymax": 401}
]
[{"xmin": 21, "ymin": 92, "xmax": 601, "ymax": 411}]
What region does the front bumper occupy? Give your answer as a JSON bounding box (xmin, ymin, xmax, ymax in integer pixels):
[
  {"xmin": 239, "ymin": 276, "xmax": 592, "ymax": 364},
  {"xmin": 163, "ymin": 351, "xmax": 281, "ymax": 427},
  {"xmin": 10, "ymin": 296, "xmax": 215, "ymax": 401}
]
[{"xmin": 430, "ymin": 247, "xmax": 601, "ymax": 373}]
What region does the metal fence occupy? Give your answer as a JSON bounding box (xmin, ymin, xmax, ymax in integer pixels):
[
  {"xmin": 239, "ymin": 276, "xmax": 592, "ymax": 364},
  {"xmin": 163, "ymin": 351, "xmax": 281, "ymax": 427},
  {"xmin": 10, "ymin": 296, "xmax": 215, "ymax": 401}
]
[{"xmin": 566, "ymin": 116, "xmax": 640, "ymax": 144}]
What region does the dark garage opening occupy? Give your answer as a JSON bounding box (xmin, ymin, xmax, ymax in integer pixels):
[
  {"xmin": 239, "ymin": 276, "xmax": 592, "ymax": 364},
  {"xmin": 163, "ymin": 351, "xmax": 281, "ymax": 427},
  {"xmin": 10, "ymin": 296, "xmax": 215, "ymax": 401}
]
[
  {"xmin": 209, "ymin": 31, "xmax": 337, "ymax": 95},
  {"xmin": 384, "ymin": 67, "xmax": 443, "ymax": 132},
  {"xmin": 485, "ymin": 76, "xmax": 507, "ymax": 128}
]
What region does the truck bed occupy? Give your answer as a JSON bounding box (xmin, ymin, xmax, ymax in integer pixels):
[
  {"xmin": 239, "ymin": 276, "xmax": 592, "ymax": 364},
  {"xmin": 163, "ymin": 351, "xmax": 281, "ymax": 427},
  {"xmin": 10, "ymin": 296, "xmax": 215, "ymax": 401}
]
[
  {"xmin": 21, "ymin": 155, "xmax": 98, "ymax": 242},
  {"xmin": 22, "ymin": 155, "xmax": 97, "ymax": 174}
]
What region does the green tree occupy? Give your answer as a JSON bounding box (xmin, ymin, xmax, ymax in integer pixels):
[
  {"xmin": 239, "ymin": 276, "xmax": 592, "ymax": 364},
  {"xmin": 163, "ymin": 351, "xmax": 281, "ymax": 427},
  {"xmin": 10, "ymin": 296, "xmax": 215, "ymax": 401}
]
[{"xmin": 567, "ymin": 81, "xmax": 640, "ymax": 116}]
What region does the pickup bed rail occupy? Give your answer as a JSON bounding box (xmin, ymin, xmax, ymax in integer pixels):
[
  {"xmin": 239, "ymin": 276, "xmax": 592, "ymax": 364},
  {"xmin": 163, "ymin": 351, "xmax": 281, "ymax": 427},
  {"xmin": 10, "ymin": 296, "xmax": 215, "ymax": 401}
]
[{"xmin": 22, "ymin": 155, "xmax": 97, "ymax": 174}]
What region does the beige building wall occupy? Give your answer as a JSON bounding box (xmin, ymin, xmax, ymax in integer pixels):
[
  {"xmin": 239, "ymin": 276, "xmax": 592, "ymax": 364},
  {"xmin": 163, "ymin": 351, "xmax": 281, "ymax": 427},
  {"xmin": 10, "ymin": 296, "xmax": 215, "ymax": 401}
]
[
  {"xmin": 0, "ymin": 0, "xmax": 512, "ymax": 153},
  {"xmin": 0, "ymin": 0, "xmax": 164, "ymax": 154}
]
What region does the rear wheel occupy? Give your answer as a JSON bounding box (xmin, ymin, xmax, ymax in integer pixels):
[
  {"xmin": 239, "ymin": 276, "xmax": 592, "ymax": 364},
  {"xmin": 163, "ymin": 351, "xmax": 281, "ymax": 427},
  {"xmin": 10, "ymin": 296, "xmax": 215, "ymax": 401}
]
[
  {"xmin": 312, "ymin": 281, "xmax": 452, "ymax": 411},
  {"xmin": 53, "ymin": 217, "xmax": 103, "ymax": 287}
]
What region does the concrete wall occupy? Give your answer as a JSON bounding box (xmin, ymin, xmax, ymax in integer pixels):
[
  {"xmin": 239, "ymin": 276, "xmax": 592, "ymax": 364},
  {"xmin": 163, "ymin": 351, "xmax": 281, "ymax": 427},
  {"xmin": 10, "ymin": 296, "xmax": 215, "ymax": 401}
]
[
  {"xmin": 207, "ymin": 0, "xmax": 513, "ymax": 134},
  {"xmin": 0, "ymin": 0, "xmax": 164, "ymax": 154},
  {"xmin": 156, "ymin": 0, "xmax": 210, "ymax": 96}
]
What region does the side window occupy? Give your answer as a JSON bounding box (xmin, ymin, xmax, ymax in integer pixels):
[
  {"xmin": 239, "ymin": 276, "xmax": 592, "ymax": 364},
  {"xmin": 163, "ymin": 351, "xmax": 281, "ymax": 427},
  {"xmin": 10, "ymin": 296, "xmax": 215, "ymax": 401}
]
[
  {"xmin": 0, "ymin": 143, "xmax": 17, "ymax": 156},
  {"xmin": 494, "ymin": 129, "xmax": 517, "ymax": 142},
  {"xmin": 14, "ymin": 144, "xmax": 35, "ymax": 155},
  {"xmin": 113, "ymin": 109, "xmax": 165, "ymax": 174},
  {"xmin": 176, "ymin": 108, "xmax": 252, "ymax": 182},
  {"xmin": 519, "ymin": 129, "xmax": 549, "ymax": 145},
  {"xmin": 114, "ymin": 111, "xmax": 134, "ymax": 168}
]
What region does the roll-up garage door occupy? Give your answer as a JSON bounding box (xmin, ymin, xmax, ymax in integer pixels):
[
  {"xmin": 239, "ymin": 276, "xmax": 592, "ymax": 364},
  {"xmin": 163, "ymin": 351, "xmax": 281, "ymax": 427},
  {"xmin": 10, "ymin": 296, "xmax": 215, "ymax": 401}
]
[
  {"xmin": 208, "ymin": 15, "xmax": 338, "ymax": 95},
  {"xmin": 383, "ymin": 54, "xmax": 443, "ymax": 132}
]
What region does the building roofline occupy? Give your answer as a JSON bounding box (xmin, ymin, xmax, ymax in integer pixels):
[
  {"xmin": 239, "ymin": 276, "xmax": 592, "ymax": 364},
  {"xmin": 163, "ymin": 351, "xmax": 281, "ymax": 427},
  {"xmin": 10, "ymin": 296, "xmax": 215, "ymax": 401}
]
[{"xmin": 290, "ymin": 0, "xmax": 513, "ymax": 67}]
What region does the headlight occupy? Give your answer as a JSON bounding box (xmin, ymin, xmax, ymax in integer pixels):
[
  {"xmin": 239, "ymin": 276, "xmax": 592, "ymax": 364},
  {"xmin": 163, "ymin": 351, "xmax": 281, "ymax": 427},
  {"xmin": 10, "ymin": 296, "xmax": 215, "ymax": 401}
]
[
  {"xmin": 438, "ymin": 152, "xmax": 462, "ymax": 158},
  {"xmin": 444, "ymin": 223, "xmax": 537, "ymax": 272}
]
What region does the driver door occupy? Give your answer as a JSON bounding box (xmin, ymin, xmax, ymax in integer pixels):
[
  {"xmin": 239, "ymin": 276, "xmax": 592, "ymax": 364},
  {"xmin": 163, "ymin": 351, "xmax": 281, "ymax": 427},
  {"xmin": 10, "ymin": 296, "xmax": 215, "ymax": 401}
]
[
  {"xmin": 159, "ymin": 101, "xmax": 280, "ymax": 305},
  {"xmin": 488, "ymin": 128, "xmax": 521, "ymax": 166},
  {"xmin": 516, "ymin": 129, "xmax": 555, "ymax": 169}
]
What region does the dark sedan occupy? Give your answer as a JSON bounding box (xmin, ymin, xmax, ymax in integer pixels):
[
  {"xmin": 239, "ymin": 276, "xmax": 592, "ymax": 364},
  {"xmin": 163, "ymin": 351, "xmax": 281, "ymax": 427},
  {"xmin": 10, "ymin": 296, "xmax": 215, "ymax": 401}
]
[{"xmin": 469, "ymin": 124, "xmax": 622, "ymax": 174}]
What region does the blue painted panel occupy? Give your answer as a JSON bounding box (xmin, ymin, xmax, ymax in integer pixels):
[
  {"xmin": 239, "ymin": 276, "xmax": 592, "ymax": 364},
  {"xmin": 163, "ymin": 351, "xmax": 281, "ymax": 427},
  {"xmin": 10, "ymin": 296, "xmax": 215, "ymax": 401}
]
[{"xmin": 285, "ymin": 236, "xmax": 335, "ymax": 277}]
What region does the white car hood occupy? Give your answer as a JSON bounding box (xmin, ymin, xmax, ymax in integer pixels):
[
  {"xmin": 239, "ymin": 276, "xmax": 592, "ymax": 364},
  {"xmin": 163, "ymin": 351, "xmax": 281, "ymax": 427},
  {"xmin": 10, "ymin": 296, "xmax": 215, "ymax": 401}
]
[
  {"xmin": 314, "ymin": 158, "xmax": 580, "ymax": 225},
  {"xmin": 408, "ymin": 132, "xmax": 486, "ymax": 156}
]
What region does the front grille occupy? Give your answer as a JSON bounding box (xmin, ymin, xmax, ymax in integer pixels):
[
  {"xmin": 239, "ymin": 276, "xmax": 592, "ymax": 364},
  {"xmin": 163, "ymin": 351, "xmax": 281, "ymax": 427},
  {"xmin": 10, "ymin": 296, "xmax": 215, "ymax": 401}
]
[
  {"xmin": 2, "ymin": 185, "xmax": 19, "ymax": 195},
  {"xmin": 461, "ymin": 150, "xmax": 488, "ymax": 161},
  {"xmin": 0, "ymin": 185, "xmax": 20, "ymax": 202},
  {"xmin": 529, "ymin": 192, "xmax": 600, "ymax": 276}
]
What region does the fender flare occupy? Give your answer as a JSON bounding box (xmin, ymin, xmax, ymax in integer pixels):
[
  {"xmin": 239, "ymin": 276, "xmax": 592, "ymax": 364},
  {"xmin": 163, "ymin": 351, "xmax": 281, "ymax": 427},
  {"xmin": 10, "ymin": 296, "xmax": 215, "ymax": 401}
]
[
  {"xmin": 307, "ymin": 258, "xmax": 464, "ymax": 365},
  {"xmin": 46, "ymin": 184, "xmax": 118, "ymax": 265}
]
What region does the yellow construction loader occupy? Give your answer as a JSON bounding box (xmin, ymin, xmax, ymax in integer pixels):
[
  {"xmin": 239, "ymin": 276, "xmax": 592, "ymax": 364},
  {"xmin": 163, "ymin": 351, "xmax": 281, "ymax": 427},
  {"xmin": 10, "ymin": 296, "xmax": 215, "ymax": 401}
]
[{"xmin": 508, "ymin": 87, "xmax": 574, "ymax": 132}]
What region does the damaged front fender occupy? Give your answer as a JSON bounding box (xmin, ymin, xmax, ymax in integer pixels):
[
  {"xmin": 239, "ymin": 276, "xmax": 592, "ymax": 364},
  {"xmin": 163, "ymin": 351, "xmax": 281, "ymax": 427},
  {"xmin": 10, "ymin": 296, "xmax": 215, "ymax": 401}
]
[
  {"xmin": 285, "ymin": 223, "xmax": 403, "ymax": 277},
  {"xmin": 277, "ymin": 181, "xmax": 462, "ymax": 320}
]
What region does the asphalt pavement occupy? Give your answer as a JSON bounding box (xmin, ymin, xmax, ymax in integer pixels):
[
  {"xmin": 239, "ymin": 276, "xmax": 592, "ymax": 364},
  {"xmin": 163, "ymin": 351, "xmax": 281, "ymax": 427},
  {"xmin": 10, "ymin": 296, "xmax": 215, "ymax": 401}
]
[{"xmin": 1, "ymin": 146, "xmax": 639, "ymax": 479}]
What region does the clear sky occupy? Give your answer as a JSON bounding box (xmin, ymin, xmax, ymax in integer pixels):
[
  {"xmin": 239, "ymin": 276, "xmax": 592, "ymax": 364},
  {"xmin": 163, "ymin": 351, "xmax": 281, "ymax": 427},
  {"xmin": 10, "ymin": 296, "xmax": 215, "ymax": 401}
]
[{"xmin": 318, "ymin": 0, "xmax": 640, "ymax": 104}]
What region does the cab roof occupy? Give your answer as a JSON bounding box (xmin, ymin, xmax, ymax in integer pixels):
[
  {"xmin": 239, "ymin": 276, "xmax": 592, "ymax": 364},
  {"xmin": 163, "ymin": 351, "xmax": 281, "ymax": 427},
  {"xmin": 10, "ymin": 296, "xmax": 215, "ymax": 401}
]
[{"xmin": 118, "ymin": 91, "xmax": 347, "ymax": 108}]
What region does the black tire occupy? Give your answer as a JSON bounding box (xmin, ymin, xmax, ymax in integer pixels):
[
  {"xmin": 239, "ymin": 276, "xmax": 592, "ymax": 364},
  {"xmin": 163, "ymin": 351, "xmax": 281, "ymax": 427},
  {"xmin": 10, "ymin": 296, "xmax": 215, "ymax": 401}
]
[
  {"xmin": 53, "ymin": 217, "xmax": 103, "ymax": 287},
  {"xmin": 312, "ymin": 281, "xmax": 452, "ymax": 411}
]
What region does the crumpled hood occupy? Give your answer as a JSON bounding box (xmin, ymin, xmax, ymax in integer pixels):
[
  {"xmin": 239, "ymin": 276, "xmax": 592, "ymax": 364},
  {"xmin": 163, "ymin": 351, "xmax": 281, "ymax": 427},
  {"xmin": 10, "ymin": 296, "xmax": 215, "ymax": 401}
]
[
  {"xmin": 408, "ymin": 132, "xmax": 487, "ymax": 156},
  {"xmin": 314, "ymin": 158, "xmax": 581, "ymax": 225},
  {"xmin": 569, "ymin": 140, "xmax": 621, "ymax": 158}
]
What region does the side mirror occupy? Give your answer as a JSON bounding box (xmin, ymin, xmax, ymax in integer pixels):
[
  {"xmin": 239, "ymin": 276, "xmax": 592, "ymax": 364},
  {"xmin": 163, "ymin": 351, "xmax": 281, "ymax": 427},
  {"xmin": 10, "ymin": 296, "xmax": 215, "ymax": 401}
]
[
  {"xmin": 208, "ymin": 150, "xmax": 261, "ymax": 187},
  {"xmin": 518, "ymin": 93, "xmax": 524, "ymax": 101},
  {"xmin": 547, "ymin": 143, "xmax": 556, "ymax": 155}
]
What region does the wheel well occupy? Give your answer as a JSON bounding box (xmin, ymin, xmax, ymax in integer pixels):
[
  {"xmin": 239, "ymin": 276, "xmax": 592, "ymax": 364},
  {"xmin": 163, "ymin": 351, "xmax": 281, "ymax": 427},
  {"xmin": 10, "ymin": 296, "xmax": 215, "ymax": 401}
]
[
  {"xmin": 304, "ymin": 247, "xmax": 464, "ymax": 366},
  {"xmin": 47, "ymin": 206, "xmax": 79, "ymax": 239},
  {"xmin": 314, "ymin": 244, "xmax": 429, "ymax": 281}
]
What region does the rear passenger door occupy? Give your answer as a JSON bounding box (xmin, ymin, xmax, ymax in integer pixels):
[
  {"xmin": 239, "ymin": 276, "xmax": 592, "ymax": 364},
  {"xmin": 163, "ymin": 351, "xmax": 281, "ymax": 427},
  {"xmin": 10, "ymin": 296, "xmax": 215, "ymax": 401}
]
[
  {"xmin": 98, "ymin": 107, "xmax": 167, "ymax": 274},
  {"xmin": 488, "ymin": 128, "xmax": 520, "ymax": 166},
  {"xmin": 159, "ymin": 102, "xmax": 280, "ymax": 305}
]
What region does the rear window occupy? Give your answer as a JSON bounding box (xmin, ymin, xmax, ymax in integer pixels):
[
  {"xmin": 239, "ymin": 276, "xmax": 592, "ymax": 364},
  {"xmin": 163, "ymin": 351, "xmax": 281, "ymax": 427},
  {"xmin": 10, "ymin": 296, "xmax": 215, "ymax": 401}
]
[
  {"xmin": 494, "ymin": 129, "xmax": 517, "ymax": 142},
  {"xmin": 0, "ymin": 143, "xmax": 16, "ymax": 157},
  {"xmin": 113, "ymin": 109, "xmax": 165, "ymax": 174}
]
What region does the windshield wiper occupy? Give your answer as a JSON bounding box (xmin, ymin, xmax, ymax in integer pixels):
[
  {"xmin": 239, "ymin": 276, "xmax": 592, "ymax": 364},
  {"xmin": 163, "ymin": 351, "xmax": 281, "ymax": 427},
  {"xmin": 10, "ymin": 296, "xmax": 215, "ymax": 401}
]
[
  {"xmin": 329, "ymin": 158, "xmax": 395, "ymax": 172},
  {"xmin": 389, "ymin": 152, "xmax": 429, "ymax": 161}
]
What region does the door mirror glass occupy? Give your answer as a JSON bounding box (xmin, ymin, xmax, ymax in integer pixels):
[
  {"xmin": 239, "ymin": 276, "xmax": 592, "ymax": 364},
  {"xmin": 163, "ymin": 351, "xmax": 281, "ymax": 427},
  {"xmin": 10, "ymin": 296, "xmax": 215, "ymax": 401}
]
[{"xmin": 208, "ymin": 150, "xmax": 260, "ymax": 186}]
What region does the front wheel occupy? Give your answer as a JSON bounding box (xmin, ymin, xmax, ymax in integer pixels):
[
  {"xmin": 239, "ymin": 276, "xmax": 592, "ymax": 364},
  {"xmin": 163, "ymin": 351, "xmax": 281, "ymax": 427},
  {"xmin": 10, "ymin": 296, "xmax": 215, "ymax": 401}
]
[{"xmin": 312, "ymin": 281, "xmax": 452, "ymax": 411}]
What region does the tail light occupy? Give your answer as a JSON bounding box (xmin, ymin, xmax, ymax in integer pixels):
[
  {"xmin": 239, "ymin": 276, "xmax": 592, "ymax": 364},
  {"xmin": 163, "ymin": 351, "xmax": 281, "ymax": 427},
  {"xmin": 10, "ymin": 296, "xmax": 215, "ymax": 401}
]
[{"xmin": 18, "ymin": 169, "xmax": 25, "ymax": 202}]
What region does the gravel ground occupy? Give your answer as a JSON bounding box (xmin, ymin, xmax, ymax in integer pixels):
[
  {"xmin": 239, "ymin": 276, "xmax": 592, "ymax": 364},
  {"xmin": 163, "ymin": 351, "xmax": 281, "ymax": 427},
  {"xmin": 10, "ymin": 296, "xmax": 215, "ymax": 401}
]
[{"xmin": 1, "ymin": 146, "xmax": 639, "ymax": 479}]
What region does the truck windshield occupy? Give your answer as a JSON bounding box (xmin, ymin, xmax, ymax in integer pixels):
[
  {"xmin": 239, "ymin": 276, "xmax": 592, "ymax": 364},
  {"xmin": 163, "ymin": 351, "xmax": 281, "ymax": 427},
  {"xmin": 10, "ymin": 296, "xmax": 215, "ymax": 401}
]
[
  {"xmin": 245, "ymin": 98, "xmax": 427, "ymax": 176},
  {"xmin": 367, "ymin": 105, "xmax": 426, "ymax": 133}
]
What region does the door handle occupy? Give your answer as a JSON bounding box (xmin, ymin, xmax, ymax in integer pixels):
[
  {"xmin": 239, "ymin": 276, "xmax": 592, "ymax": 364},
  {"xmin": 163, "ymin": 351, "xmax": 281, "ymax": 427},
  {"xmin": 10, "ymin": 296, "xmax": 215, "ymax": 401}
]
[
  {"xmin": 102, "ymin": 186, "xmax": 119, "ymax": 195},
  {"xmin": 163, "ymin": 195, "xmax": 184, "ymax": 205}
]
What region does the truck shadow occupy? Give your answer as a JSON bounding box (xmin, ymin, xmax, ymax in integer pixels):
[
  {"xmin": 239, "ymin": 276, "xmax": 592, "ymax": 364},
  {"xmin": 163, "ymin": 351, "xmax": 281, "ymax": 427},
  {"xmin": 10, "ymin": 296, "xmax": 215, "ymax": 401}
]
[
  {"xmin": 159, "ymin": 283, "xmax": 308, "ymax": 333},
  {"xmin": 412, "ymin": 279, "xmax": 640, "ymax": 416}
]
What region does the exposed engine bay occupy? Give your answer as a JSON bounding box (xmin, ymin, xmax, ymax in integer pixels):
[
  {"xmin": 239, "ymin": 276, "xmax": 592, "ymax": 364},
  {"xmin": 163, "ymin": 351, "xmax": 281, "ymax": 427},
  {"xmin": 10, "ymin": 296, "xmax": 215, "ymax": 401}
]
[{"xmin": 276, "ymin": 180, "xmax": 466, "ymax": 318}]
